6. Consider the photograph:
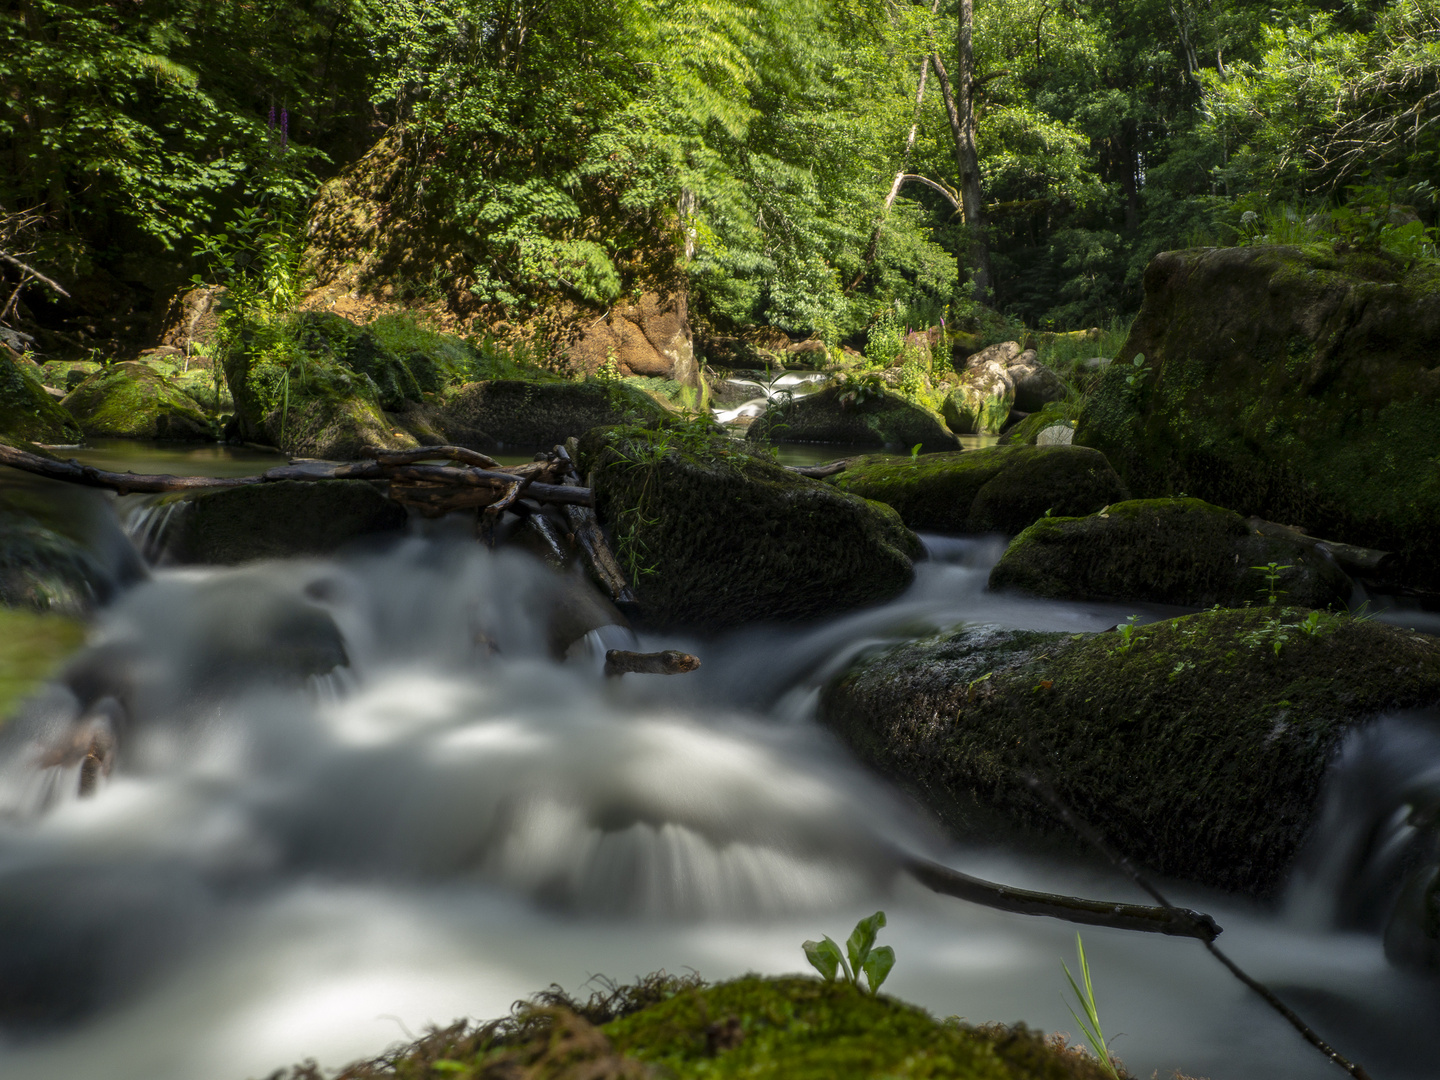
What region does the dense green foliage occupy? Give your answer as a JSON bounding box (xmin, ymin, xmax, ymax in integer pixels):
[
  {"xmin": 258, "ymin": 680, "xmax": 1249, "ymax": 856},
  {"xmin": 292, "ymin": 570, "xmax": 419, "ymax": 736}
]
[{"xmin": 4, "ymin": 0, "xmax": 1440, "ymax": 339}]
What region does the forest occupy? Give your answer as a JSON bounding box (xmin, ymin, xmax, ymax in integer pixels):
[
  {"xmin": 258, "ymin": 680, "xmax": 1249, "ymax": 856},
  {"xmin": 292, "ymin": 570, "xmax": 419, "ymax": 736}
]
[
  {"xmin": 4, "ymin": 0, "xmax": 1440, "ymax": 347},
  {"xmin": 3, "ymin": 2, "xmax": 1440, "ymax": 1080}
]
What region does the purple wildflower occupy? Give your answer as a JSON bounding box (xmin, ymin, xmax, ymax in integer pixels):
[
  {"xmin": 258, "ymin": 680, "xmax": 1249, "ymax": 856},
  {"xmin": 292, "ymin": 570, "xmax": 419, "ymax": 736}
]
[{"xmin": 281, "ymin": 109, "xmax": 288, "ymax": 149}]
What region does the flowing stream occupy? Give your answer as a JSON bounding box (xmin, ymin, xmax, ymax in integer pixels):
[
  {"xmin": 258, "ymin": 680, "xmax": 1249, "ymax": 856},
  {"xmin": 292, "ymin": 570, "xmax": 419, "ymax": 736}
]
[{"xmin": 0, "ymin": 447, "xmax": 1437, "ymax": 1080}]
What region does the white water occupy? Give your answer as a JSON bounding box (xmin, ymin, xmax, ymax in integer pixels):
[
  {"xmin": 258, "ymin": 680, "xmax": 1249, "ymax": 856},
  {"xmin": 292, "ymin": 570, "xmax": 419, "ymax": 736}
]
[{"xmin": 0, "ymin": 528, "xmax": 1437, "ymax": 1079}]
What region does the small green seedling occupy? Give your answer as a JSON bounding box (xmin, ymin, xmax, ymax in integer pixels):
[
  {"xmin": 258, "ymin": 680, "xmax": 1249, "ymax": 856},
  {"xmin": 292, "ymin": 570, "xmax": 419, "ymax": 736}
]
[
  {"xmin": 1298, "ymin": 609, "xmax": 1324, "ymax": 637},
  {"xmin": 1252, "ymin": 561, "xmax": 1292, "ymax": 605},
  {"xmin": 910, "ymin": 443, "xmax": 923, "ymax": 461},
  {"xmin": 1062, "ymin": 933, "xmax": 1121, "ymax": 1080},
  {"xmin": 1123, "ymin": 353, "xmax": 1150, "ymax": 388},
  {"xmin": 1114, "ymin": 614, "xmax": 1141, "ymax": 654},
  {"xmin": 804, "ymin": 910, "xmax": 896, "ymax": 995}
]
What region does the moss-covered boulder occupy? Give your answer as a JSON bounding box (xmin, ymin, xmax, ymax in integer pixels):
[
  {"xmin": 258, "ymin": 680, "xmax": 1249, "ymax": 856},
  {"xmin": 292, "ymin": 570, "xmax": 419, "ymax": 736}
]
[
  {"xmin": 150, "ymin": 479, "xmax": 407, "ymax": 565},
  {"xmin": 1075, "ymin": 244, "xmax": 1440, "ymax": 588},
  {"xmin": 433, "ymin": 379, "xmax": 671, "ymax": 450},
  {"xmin": 1, "ymin": 353, "xmax": 81, "ymax": 446},
  {"xmin": 294, "ymin": 310, "xmax": 475, "ymax": 411},
  {"xmin": 827, "ymin": 445, "xmax": 1128, "ymax": 535},
  {"xmin": 0, "ymin": 608, "xmax": 86, "ymax": 722},
  {"xmin": 60, "ymin": 361, "xmax": 216, "ymax": 441},
  {"xmin": 820, "ymin": 609, "xmax": 1440, "ymax": 897},
  {"xmin": 36, "ymin": 360, "xmax": 102, "ymax": 393},
  {"xmin": 1, "ymin": 476, "xmax": 146, "ymax": 614},
  {"xmin": 998, "ymin": 401, "xmax": 1076, "ymax": 446},
  {"xmin": 943, "ymin": 359, "xmax": 1015, "ymax": 435},
  {"xmin": 577, "ymin": 423, "xmax": 921, "ymax": 629},
  {"xmin": 989, "ymin": 498, "xmax": 1353, "ymax": 608},
  {"xmin": 274, "ymin": 974, "xmax": 1121, "ymax": 1080},
  {"xmin": 747, "ymin": 385, "xmax": 959, "ymax": 451}
]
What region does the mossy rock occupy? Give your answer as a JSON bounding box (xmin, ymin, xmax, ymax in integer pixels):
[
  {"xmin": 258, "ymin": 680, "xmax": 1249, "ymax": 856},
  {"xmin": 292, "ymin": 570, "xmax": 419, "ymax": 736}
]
[
  {"xmin": 0, "ymin": 476, "xmax": 147, "ymax": 615},
  {"xmin": 1, "ymin": 353, "xmax": 81, "ymax": 446},
  {"xmin": 0, "ymin": 608, "xmax": 86, "ymax": 723},
  {"xmin": 989, "ymin": 498, "xmax": 1353, "ymax": 608},
  {"xmin": 827, "ymin": 445, "xmax": 1128, "ymax": 535},
  {"xmin": 1075, "ymin": 244, "xmax": 1440, "ymax": 588},
  {"xmin": 61, "ymin": 361, "xmax": 216, "ymax": 441},
  {"xmin": 605, "ymin": 976, "xmax": 1118, "ymax": 1080},
  {"xmin": 36, "ymin": 360, "xmax": 102, "ymax": 392},
  {"xmin": 577, "ymin": 422, "xmax": 921, "ymax": 630},
  {"xmin": 998, "ymin": 402, "xmax": 1077, "ymax": 446},
  {"xmin": 294, "ymin": 310, "xmax": 476, "ymax": 410},
  {"xmin": 942, "ymin": 362, "xmax": 1014, "ymax": 435},
  {"xmin": 156, "ymin": 479, "xmax": 408, "ymax": 564},
  {"xmin": 820, "ymin": 609, "xmax": 1440, "ymax": 897},
  {"xmin": 746, "ymin": 385, "xmax": 959, "ymax": 451},
  {"xmin": 434, "ymin": 379, "xmax": 670, "ymax": 450}
]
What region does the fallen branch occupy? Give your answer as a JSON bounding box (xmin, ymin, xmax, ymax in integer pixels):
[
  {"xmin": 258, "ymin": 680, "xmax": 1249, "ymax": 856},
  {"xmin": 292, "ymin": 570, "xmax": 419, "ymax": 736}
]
[
  {"xmin": 604, "ymin": 649, "xmax": 702, "ymax": 677},
  {"xmin": 903, "ymin": 854, "xmax": 1219, "ymax": 941},
  {"xmin": 786, "ymin": 460, "xmax": 850, "ymax": 479},
  {"xmin": 364, "ymin": 444, "xmax": 502, "ymax": 470},
  {"xmin": 1248, "ymin": 517, "xmax": 1396, "ymax": 579},
  {"xmin": 0, "ymin": 249, "xmax": 71, "ymax": 298},
  {"xmin": 558, "ymin": 441, "xmax": 638, "ymax": 608}
]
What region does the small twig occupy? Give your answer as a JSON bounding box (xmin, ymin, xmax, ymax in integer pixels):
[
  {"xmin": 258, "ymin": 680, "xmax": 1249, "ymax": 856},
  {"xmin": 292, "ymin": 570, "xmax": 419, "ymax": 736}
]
[
  {"xmin": 0, "ymin": 249, "xmax": 70, "ymax": 297},
  {"xmin": 1025, "ymin": 776, "xmax": 1375, "ymax": 1080}
]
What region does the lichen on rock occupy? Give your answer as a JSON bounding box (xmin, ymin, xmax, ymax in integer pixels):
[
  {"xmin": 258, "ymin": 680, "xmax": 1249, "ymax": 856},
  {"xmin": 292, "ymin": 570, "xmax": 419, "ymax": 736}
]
[
  {"xmin": 827, "ymin": 445, "xmax": 1128, "ymax": 535},
  {"xmin": 820, "ymin": 609, "xmax": 1440, "ymax": 897},
  {"xmin": 989, "ymin": 497, "xmax": 1353, "ymax": 608},
  {"xmin": 578, "ymin": 421, "xmax": 921, "ymax": 630}
]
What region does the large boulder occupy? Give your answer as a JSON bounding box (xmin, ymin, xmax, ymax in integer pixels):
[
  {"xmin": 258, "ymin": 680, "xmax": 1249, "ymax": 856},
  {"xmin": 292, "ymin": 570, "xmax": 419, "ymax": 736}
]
[
  {"xmin": 942, "ymin": 358, "xmax": 1013, "ymax": 435},
  {"xmin": 1, "ymin": 353, "xmax": 81, "ymax": 446},
  {"xmin": 567, "ymin": 288, "xmax": 703, "ymax": 390},
  {"xmin": 989, "ymin": 497, "xmax": 1354, "ymax": 608},
  {"xmin": 61, "ymin": 362, "xmax": 216, "ymax": 441},
  {"xmin": 0, "ymin": 475, "xmax": 147, "ymax": 615},
  {"xmin": 1006, "ymin": 349, "xmax": 1067, "ymax": 412},
  {"xmin": 576, "ymin": 423, "xmax": 921, "ymax": 630},
  {"xmin": 432, "ymin": 379, "xmax": 671, "ymax": 450},
  {"xmin": 826, "ymin": 445, "xmax": 1128, "ymax": 535},
  {"xmin": 146, "ymin": 480, "xmax": 407, "ymax": 565},
  {"xmin": 746, "ymin": 385, "xmax": 958, "ymax": 452},
  {"xmin": 1075, "ymin": 244, "xmax": 1440, "ymax": 588},
  {"xmin": 820, "ymin": 608, "xmax": 1440, "ymax": 897}
]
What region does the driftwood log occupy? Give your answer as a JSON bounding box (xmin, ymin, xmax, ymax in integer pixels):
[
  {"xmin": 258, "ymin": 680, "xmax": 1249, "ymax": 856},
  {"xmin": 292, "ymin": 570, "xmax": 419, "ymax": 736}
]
[{"xmin": 604, "ymin": 649, "xmax": 702, "ymax": 677}]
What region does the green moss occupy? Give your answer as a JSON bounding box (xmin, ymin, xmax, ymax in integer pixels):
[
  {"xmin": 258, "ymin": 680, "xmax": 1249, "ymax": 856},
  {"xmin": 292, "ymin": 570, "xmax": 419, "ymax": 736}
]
[
  {"xmin": 821, "ymin": 609, "xmax": 1440, "ymax": 896},
  {"xmin": 1075, "ymin": 245, "xmax": 1440, "ymax": 587},
  {"xmin": 999, "ymin": 401, "xmax": 1077, "ymax": 446},
  {"xmin": 61, "ymin": 362, "xmax": 216, "ymax": 440},
  {"xmin": 827, "ymin": 446, "xmax": 1128, "ymax": 535},
  {"xmin": 0, "ymin": 354, "xmax": 81, "ymax": 445},
  {"xmin": 577, "ymin": 423, "xmax": 920, "ymax": 630},
  {"xmin": 990, "ymin": 497, "xmax": 1352, "ymax": 608},
  {"xmin": 746, "ymin": 385, "xmax": 959, "ymax": 452},
  {"xmin": 0, "ymin": 608, "xmax": 85, "ymax": 723},
  {"xmin": 436, "ymin": 379, "xmax": 670, "ymax": 450},
  {"xmin": 606, "ymin": 977, "xmax": 1116, "ymax": 1080}
]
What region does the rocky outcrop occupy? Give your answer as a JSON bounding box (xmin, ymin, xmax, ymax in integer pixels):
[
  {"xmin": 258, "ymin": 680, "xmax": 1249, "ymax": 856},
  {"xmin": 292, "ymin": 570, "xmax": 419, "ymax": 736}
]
[
  {"xmin": 989, "ymin": 497, "xmax": 1354, "ymax": 609},
  {"xmin": 567, "ymin": 288, "xmax": 702, "ymax": 389},
  {"xmin": 577, "ymin": 423, "xmax": 921, "ymax": 630},
  {"xmin": 942, "ymin": 357, "xmax": 1013, "ymax": 435},
  {"xmin": 1076, "ymin": 244, "xmax": 1440, "ymax": 588},
  {"xmin": 819, "ymin": 609, "xmax": 1440, "ymax": 897},
  {"xmin": 61, "ymin": 362, "xmax": 216, "ymax": 441},
  {"xmin": 826, "ymin": 445, "xmax": 1128, "ymax": 535},
  {"xmin": 746, "ymin": 385, "xmax": 958, "ymax": 452},
  {"xmin": 1, "ymin": 353, "xmax": 81, "ymax": 446},
  {"xmin": 432, "ymin": 379, "xmax": 671, "ymax": 450}
]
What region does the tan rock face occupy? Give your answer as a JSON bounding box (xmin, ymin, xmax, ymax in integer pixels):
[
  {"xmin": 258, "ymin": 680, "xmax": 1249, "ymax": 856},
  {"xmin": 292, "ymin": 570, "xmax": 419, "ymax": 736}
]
[
  {"xmin": 151, "ymin": 286, "xmax": 225, "ymax": 351},
  {"xmin": 567, "ymin": 287, "xmax": 699, "ymax": 388}
]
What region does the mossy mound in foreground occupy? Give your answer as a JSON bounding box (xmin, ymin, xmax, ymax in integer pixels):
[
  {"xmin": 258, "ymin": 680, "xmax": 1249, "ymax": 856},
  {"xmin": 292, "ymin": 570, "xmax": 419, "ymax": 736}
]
[
  {"xmin": 274, "ymin": 975, "xmax": 1121, "ymax": 1080},
  {"xmin": 577, "ymin": 422, "xmax": 920, "ymax": 630},
  {"xmin": 989, "ymin": 498, "xmax": 1352, "ymax": 609},
  {"xmin": 820, "ymin": 608, "xmax": 1440, "ymax": 898},
  {"xmin": 1, "ymin": 353, "xmax": 81, "ymax": 446},
  {"xmin": 826, "ymin": 446, "xmax": 1128, "ymax": 536},
  {"xmin": 0, "ymin": 608, "xmax": 85, "ymax": 722}
]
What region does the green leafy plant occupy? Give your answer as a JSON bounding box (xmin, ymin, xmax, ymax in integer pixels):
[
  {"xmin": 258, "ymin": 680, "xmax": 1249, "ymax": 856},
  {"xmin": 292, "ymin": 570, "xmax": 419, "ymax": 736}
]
[
  {"xmin": 803, "ymin": 910, "xmax": 895, "ymax": 995},
  {"xmin": 909, "ymin": 443, "xmax": 923, "ymax": 461},
  {"xmin": 1062, "ymin": 934, "xmax": 1121, "ymax": 1080},
  {"xmin": 1123, "ymin": 353, "xmax": 1150, "ymax": 390},
  {"xmin": 1297, "ymin": 610, "xmax": 1325, "ymax": 637},
  {"xmin": 1114, "ymin": 615, "xmax": 1141, "ymax": 654}
]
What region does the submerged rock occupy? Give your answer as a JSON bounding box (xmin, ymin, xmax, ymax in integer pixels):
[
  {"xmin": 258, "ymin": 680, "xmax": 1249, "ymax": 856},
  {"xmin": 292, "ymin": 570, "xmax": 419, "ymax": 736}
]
[
  {"xmin": 151, "ymin": 479, "xmax": 407, "ymax": 565},
  {"xmin": 989, "ymin": 497, "xmax": 1353, "ymax": 608},
  {"xmin": 61, "ymin": 361, "xmax": 215, "ymax": 441},
  {"xmin": 820, "ymin": 609, "xmax": 1440, "ymax": 897},
  {"xmin": 432, "ymin": 379, "xmax": 670, "ymax": 450},
  {"xmin": 0, "ymin": 608, "xmax": 86, "ymax": 720},
  {"xmin": 0, "ymin": 352, "xmax": 81, "ymax": 446},
  {"xmin": 578, "ymin": 422, "xmax": 921, "ymax": 630},
  {"xmin": 826, "ymin": 445, "xmax": 1128, "ymax": 535},
  {"xmin": 1076, "ymin": 244, "xmax": 1440, "ymax": 588},
  {"xmin": 746, "ymin": 384, "xmax": 958, "ymax": 451}
]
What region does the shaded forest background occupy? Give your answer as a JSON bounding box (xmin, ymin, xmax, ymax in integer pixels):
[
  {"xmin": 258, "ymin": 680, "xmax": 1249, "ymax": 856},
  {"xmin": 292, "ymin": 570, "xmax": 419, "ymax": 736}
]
[{"xmin": 4, "ymin": 0, "xmax": 1440, "ymax": 352}]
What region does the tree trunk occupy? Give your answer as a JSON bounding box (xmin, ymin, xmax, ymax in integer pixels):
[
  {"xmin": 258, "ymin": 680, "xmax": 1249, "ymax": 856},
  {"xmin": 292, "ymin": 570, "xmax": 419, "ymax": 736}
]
[{"xmin": 955, "ymin": 0, "xmax": 993, "ymax": 302}]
